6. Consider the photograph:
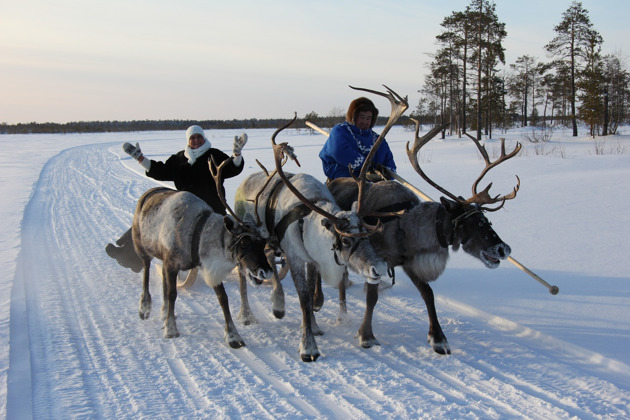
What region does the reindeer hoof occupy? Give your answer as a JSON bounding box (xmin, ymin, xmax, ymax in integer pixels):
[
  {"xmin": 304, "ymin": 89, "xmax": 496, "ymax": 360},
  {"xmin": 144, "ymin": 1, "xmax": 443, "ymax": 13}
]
[
  {"xmin": 238, "ymin": 312, "xmax": 258, "ymax": 326},
  {"xmin": 428, "ymin": 334, "xmax": 451, "ymax": 355},
  {"xmin": 226, "ymin": 331, "xmax": 245, "ymax": 349},
  {"xmin": 434, "ymin": 346, "xmax": 451, "ymax": 355},
  {"xmin": 359, "ymin": 336, "xmax": 380, "ymax": 348},
  {"xmin": 301, "ymin": 352, "xmax": 320, "ymax": 362},
  {"xmin": 228, "ymin": 339, "xmax": 245, "ymax": 349},
  {"xmin": 139, "ymin": 295, "xmax": 151, "ymax": 319},
  {"xmin": 164, "ymin": 330, "xmax": 180, "ymax": 339},
  {"xmin": 273, "ymin": 310, "xmax": 285, "ymax": 319},
  {"xmin": 313, "ymin": 295, "xmax": 324, "ymax": 312}
]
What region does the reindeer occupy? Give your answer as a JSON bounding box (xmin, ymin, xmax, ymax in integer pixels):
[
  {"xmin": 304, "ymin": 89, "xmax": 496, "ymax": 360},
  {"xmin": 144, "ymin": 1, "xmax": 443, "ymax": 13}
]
[
  {"xmin": 131, "ymin": 157, "xmax": 273, "ymax": 348},
  {"xmin": 233, "ymin": 86, "xmax": 408, "ymax": 361},
  {"xmin": 324, "ymin": 119, "xmax": 521, "ymax": 355}
]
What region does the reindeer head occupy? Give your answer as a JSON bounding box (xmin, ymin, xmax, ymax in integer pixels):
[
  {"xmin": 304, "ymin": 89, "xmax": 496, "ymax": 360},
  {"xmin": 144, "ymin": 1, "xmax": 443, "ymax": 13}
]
[
  {"xmin": 209, "ymin": 157, "xmax": 273, "ymax": 282},
  {"xmin": 407, "ymin": 120, "xmax": 521, "ymax": 268}
]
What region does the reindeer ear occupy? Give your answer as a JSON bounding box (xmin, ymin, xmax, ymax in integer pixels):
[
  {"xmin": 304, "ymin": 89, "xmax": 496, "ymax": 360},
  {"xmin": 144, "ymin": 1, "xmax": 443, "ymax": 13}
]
[
  {"xmin": 350, "ymin": 201, "xmax": 359, "ymax": 213},
  {"xmin": 321, "ymin": 219, "xmax": 333, "ymax": 231},
  {"xmin": 223, "ymin": 215, "xmax": 236, "ymax": 233},
  {"xmin": 440, "ymin": 196, "xmax": 453, "ymax": 211}
]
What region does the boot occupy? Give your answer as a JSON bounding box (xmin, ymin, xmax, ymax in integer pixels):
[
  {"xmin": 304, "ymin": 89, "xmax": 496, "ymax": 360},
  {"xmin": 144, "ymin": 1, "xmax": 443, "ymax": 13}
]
[{"xmin": 106, "ymin": 228, "xmax": 143, "ymax": 273}]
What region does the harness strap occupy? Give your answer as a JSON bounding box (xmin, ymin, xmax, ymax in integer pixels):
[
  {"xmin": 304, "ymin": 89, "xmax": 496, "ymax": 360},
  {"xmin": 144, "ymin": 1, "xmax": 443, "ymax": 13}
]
[
  {"xmin": 191, "ymin": 211, "xmax": 212, "ymax": 266},
  {"xmin": 265, "ymin": 178, "xmax": 286, "ymax": 236},
  {"xmin": 435, "ymin": 205, "xmax": 450, "ymax": 248},
  {"xmin": 265, "ymin": 176, "xmax": 313, "ymax": 246},
  {"xmin": 275, "ymin": 204, "xmax": 312, "ymax": 243}
]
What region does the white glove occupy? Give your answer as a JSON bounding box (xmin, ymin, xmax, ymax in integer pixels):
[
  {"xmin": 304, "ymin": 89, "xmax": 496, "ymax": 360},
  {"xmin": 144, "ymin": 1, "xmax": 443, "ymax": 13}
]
[
  {"xmin": 232, "ymin": 133, "xmax": 247, "ymax": 156},
  {"xmin": 123, "ymin": 142, "xmax": 143, "ymax": 161}
]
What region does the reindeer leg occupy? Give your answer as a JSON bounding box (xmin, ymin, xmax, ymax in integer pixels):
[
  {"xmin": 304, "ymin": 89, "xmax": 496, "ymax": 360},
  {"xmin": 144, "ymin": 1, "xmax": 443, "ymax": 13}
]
[
  {"xmin": 138, "ymin": 258, "xmax": 152, "ymax": 320},
  {"xmin": 270, "ymin": 272, "xmax": 285, "ymax": 319},
  {"xmin": 357, "ymin": 282, "xmax": 380, "ymax": 348},
  {"xmin": 413, "ymin": 279, "xmax": 450, "ymax": 355},
  {"xmin": 306, "ymin": 263, "xmax": 322, "ymax": 336},
  {"xmin": 313, "ymin": 272, "xmax": 324, "ymax": 312},
  {"xmin": 291, "ymin": 263, "xmax": 320, "ymax": 362},
  {"xmin": 162, "ymin": 266, "xmax": 180, "ymax": 338},
  {"xmin": 337, "ymin": 270, "xmax": 349, "ymax": 324},
  {"xmin": 214, "ymin": 283, "xmax": 245, "ymax": 349},
  {"xmin": 160, "ymin": 264, "xmax": 169, "ymax": 321},
  {"xmin": 270, "ymin": 253, "xmax": 285, "ymax": 319},
  {"xmin": 237, "ymin": 267, "xmax": 258, "ymax": 325}
]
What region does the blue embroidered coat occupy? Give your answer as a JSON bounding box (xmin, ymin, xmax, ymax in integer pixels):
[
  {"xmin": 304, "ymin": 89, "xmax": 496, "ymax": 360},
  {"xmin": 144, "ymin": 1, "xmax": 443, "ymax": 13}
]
[{"xmin": 318, "ymin": 122, "xmax": 396, "ymax": 180}]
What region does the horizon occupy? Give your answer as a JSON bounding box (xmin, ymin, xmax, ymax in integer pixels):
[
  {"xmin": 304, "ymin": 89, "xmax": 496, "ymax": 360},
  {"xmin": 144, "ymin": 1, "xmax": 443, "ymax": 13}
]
[{"xmin": 2, "ymin": 0, "xmax": 629, "ymax": 125}]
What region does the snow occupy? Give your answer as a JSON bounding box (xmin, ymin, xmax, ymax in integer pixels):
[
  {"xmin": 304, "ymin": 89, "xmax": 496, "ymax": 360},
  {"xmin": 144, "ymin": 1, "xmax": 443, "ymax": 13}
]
[{"xmin": 1, "ymin": 123, "xmax": 629, "ymax": 418}]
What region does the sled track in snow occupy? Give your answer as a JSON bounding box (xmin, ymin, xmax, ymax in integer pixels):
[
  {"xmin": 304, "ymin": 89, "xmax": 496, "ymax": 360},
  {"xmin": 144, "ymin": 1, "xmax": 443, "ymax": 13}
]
[{"xmin": 8, "ymin": 142, "xmax": 630, "ymax": 419}]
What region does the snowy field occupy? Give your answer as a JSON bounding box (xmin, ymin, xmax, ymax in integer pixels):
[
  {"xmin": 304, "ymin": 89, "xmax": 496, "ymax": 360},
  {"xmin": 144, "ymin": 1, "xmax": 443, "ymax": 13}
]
[{"xmin": 1, "ymin": 121, "xmax": 629, "ymax": 418}]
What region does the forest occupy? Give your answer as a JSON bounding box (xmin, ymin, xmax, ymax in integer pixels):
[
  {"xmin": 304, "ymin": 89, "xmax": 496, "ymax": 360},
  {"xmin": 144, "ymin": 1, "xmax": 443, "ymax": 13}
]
[{"xmin": 416, "ymin": 0, "xmax": 629, "ymax": 139}]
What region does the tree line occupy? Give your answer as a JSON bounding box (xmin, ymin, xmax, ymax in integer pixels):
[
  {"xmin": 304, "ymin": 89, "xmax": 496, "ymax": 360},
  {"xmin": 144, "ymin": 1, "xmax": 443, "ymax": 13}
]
[
  {"xmin": 416, "ymin": 0, "xmax": 629, "ymax": 139},
  {"xmin": 0, "ymin": 114, "xmax": 417, "ymax": 135},
  {"xmin": 0, "ymin": 118, "xmax": 324, "ymax": 135}
]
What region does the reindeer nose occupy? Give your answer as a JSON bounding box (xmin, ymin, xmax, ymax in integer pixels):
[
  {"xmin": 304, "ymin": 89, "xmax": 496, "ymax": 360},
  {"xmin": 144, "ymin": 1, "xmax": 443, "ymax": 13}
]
[{"xmin": 497, "ymin": 243, "xmax": 511, "ymax": 259}]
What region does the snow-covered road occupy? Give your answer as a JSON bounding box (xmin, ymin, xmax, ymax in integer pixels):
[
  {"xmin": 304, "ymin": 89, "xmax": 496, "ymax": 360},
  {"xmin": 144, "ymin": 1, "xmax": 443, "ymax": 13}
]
[{"xmin": 3, "ymin": 127, "xmax": 630, "ymax": 418}]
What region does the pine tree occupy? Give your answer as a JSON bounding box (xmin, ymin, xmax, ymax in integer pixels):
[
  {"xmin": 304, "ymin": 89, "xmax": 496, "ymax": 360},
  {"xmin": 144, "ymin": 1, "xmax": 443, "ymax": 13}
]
[
  {"xmin": 601, "ymin": 53, "xmax": 630, "ymax": 135},
  {"xmin": 424, "ymin": 0, "xmax": 505, "ymax": 139},
  {"xmin": 545, "ymin": 1, "xmax": 603, "ymax": 136},
  {"xmin": 576, "ymin": 32, "xmax": 604, "ymax": 137}
]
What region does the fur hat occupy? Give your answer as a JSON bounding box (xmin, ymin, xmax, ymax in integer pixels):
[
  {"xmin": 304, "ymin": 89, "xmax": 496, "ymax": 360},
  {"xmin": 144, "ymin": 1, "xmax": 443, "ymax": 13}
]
[
  {"xmin": 185, "ymin": 125, "xmax": 207, "ymax": 142},
  {"xmin": 346, "ymin": 97, "xmax": 379, "ymax": 128}
]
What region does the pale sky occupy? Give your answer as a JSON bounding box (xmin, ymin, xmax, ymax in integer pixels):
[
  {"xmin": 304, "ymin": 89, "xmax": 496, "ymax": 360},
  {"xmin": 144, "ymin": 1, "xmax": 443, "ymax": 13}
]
[{"xmin": 1, "ymin": 0, "xmax": 629, "ymax": 124}]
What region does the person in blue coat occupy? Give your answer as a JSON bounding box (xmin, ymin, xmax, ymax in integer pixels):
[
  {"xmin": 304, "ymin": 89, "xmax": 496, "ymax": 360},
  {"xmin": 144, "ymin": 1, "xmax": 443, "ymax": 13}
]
[{"xmin": 319, "ymin": 97, "xmax": 396, "ymax": 181}]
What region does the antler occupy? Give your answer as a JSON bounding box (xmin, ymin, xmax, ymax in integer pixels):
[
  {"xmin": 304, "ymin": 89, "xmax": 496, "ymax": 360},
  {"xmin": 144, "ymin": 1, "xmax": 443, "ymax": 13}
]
[
  {"xmin": 349, "ymin": 85, "xmax": 409, "ymax": 216},
  {"xmin": 407, "ymin": 118, "xmax": 521, "ymax": 212},
  {"xmin": 248, "ymin": 159, "xmax": 280, "ymax": 227},
  {"xmin": 464, "ymin": 132, "xmax": 521, "ymax": 211},
  {"xmin": 209, "ymin": 156, "xmax": 250, "ymax": 227},
  {"xmin": 271, "ymin": 113, "xmax": 345, "ymax": 224},
  {"xmin": 406, "ymin": 119, "xmax": 459, "ymax": 202},
  {"xmin": 271, "ymin": 114, "xmax": 380, "ymax": 237}
]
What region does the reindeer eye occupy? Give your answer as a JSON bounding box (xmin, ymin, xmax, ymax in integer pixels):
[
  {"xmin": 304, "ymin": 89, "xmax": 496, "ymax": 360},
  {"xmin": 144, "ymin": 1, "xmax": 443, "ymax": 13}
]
[
  {"xmin": 239, "ymin": 237, "xmax": 252, "ymax": 248},
  {"xmin": 341, "ymin": 238, "xmax": 352, "ymax": 248}
]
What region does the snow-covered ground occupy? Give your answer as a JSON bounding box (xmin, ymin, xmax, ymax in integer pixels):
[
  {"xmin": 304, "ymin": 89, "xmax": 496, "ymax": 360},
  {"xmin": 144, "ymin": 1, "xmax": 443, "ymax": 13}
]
[{"xmin": 1, "ymin": 122, "xmax": 629, "ymax": 418}]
